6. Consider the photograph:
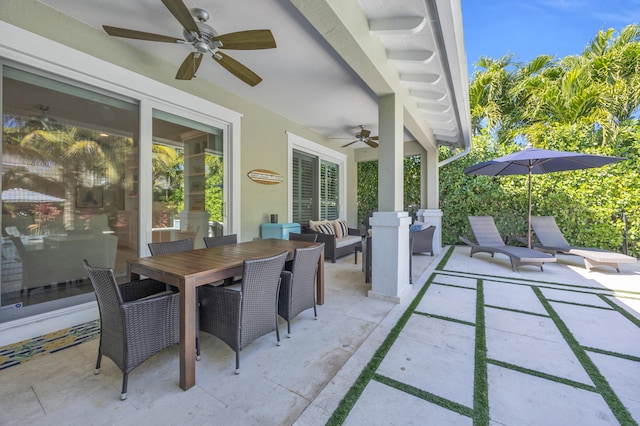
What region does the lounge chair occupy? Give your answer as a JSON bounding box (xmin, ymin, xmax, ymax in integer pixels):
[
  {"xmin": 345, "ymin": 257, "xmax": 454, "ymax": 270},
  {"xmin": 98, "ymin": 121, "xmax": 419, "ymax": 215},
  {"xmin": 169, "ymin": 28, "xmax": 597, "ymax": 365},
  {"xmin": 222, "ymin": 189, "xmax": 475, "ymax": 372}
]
[
  {"xmin": 531, "ymin": 216, "xmax": 636, "ymax": 272},
  {"xmin": 459, "ymin": 216, "xmax": 556, "ymax": 271}
]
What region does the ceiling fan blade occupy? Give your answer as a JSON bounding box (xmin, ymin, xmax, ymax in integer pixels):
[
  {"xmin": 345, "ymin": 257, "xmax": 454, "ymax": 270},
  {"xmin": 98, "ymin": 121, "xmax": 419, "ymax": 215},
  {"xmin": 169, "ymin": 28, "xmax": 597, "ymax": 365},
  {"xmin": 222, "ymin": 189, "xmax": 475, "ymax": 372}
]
[
  {"xmin": 369, "ymin": 136, "xmax": 379, "ymax": 140},
  {"xmin": 214, "ymin": 30, "xmax": 277, "ymax": 50},
  {"xmin": 360, "ymin": 129, "xmax": 371, "ymax": 138},
  {"xmin": 103, "ymin": 25, "xmax": 184, "ymax": 43},
  {"xmin": 341, "ymin": 140, "xmax": 359, "ymax": 148},
  {"xmin": 175, "ymin": 53, "xmax": 203, "ymax": 80},
  {"xmin": 161, "ymin": 0, "xmax": 201, "ymax": 37},
  {"xmin": 365, "ymin": 139, "xmax": 379, "ymax": 148},
  {"xmin": 213, "ymin": 52, "xmax": 262, "ymax": 86}
]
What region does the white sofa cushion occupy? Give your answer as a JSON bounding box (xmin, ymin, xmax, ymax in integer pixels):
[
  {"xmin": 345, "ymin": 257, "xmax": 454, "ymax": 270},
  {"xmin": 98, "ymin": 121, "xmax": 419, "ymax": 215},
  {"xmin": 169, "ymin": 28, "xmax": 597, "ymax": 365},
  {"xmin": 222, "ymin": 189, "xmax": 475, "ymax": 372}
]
[{"xmin": 335, "ymin": 235, "xmax": 361, "ymax": 249}]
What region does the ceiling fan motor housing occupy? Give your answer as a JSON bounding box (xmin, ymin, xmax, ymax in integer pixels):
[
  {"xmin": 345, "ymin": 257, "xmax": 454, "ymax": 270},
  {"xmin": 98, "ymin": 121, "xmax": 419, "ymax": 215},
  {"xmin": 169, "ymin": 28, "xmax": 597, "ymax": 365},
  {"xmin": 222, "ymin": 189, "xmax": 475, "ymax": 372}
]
[{"xmin": 183, "ymin": 20, "xmax": 221, "ymax": 53}]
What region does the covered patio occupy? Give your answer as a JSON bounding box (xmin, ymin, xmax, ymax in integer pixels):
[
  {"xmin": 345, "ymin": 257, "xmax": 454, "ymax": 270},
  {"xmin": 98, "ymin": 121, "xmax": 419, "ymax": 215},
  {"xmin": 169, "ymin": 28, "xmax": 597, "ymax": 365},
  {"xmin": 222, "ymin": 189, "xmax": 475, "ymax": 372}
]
[{"xmin": 1, "ymin": 247, "xmax": 638, "ymax": 425}]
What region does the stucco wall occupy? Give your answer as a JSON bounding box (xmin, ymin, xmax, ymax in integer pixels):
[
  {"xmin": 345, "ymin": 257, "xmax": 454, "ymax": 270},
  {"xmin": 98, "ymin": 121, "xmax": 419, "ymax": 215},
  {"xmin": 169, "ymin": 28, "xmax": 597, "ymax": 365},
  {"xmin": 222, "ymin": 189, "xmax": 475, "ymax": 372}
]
[{"xmin": 0, "ymin": 0, "xmax": 359, "ymax": 242}]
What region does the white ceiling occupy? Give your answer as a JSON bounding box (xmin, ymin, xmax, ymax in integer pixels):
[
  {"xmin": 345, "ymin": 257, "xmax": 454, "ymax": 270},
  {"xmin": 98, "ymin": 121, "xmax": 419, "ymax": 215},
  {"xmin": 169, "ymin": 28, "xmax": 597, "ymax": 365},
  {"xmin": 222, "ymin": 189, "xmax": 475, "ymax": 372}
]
[{"xmin": 37, "ymin": 0, "xmax": 469, "ymax": 150}]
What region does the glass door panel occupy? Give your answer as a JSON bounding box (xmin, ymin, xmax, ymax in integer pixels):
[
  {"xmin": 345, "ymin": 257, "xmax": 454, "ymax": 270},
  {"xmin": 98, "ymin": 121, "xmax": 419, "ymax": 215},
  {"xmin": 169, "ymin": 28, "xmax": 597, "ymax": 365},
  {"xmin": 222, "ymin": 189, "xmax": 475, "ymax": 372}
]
[
  {"xmin": 1, "ymin": 65, "xmax": 139, "ymax": 317},
  {"xmin": 151, "ymin": 110, "xmax": 223, "ymax": 249}
]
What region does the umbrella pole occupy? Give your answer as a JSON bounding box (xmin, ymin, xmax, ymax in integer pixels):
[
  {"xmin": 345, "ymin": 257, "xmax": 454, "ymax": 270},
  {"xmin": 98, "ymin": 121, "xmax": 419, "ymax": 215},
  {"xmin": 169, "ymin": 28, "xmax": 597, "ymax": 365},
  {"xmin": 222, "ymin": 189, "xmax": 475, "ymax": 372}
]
[{"xmin": 527, "ymin": 169, "xmax": 532, "ymax": 249}]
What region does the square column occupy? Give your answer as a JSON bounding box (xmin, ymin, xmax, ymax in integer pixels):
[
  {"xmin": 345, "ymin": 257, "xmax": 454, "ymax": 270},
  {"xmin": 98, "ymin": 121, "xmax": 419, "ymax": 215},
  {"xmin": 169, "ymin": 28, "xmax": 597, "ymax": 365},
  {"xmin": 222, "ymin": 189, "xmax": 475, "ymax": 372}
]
[
  {"xmin": 369, "ymin": 211, "xmax": 412, "ymax": 303},
  {"xmin": 418, "ymin": 209, "xmax": 442, "ymax": 255}
]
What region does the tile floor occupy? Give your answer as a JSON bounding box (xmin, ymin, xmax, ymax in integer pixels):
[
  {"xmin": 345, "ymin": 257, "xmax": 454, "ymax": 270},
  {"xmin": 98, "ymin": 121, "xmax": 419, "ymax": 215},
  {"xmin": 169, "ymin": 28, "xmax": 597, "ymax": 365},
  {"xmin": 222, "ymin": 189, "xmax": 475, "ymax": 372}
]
[{"xmin": 0, "ymin": 246, "xmax": 638, "ymax": 426}]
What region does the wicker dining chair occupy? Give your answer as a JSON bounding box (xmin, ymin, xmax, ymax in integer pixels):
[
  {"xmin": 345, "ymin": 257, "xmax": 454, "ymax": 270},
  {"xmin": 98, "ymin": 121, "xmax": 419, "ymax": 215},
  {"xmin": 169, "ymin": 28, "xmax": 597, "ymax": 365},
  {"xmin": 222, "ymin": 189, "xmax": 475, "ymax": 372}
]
[
  {"xmin": 148, "ymin": 238, "xmax": 194, "ymax": 255},
  {"xmin": 83, "ymin": 260, "xmax": 180, "ymax": 401},
  {"xmin": 203, "ymin": 234, "xmax": 240, "ymax": 285},
  {"xmin": 147, "ymin": 238, "xmax": 200, "ymax": 360},
  {"xmin": 198, "ymin": 250, "xmax": 288, "ymax": 374},
  {"xmin": 203, "ymin": 234, "xmax": 237, "ymax": 248},
  {"xmin": 288, "ymin": 232, "xmax": 318, "ymax": 242},
  {"xmin": 278, "ymin": 243, "xmax": 324, "ymax": 336}
]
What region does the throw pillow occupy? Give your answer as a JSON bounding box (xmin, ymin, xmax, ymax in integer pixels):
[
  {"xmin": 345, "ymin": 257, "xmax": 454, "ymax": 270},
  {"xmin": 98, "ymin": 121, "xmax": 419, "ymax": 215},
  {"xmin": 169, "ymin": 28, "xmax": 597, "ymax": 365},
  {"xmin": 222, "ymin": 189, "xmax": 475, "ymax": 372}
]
[
  {"xmin": 309, "ymin": 219, "xmax": 330, "ymax": 232},
  {"xmin": 413, "ymin": 221, "xmax": 427, "ymax": 230},
  {"xmin": 332, "ymin": 219, "xmax": 348, "ymax": 238},
  {"xmin": 409, "ymin": 224, "xmax": 422, "ymax": 233},
  {"xmin": 317, "ymin": 222, "xmax": 335, "ymax": 235}
]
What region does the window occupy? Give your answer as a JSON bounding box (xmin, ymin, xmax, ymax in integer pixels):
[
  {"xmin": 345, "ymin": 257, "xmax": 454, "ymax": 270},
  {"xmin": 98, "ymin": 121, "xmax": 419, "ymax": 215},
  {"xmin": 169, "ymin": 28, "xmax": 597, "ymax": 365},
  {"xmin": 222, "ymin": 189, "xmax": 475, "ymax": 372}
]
[
  {"xmin": 1, "ymin": 64, "xmax": 139, "ymax": 317},
  {"xmin": 292, "ymin": 150, "xmax": 317, "ymax": 225},
  {"xmin": 320, "ymin": 160, "xmax": 339, "ymax": 220},
  {"xmin": 288, "ymin": 133, "xmax": 346, "ymax": 225}
]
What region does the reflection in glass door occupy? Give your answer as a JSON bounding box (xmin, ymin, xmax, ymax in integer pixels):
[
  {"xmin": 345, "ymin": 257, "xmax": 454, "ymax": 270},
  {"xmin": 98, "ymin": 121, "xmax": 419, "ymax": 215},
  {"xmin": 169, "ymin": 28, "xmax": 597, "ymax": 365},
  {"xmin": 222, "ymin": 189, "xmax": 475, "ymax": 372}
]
[{"xmin": 151, "ymin": 110, "xmax": 224, "ymax": 249}]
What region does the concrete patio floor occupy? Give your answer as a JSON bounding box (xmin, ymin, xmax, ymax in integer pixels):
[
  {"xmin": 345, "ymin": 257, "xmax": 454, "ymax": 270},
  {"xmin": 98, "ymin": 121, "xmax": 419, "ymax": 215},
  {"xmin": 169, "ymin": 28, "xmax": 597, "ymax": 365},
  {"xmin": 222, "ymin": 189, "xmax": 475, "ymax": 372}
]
[{"xmin": 0, "ymin": 246, "xmax": 638, "ymax": 425}]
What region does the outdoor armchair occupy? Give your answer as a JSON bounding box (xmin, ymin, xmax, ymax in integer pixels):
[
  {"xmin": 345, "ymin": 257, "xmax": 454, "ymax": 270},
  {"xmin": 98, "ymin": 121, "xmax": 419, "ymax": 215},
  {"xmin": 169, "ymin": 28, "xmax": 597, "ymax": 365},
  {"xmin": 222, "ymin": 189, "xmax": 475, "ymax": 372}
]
[
  {"xmin": 203, "ymin": 234, "xmax": 238, "ymax": 248},
  {"xmin": 198, "ymin": 250, "xmax": 288, "ymax": 373},
  {"xmin": 83, "ymin": 260, "xmax": 180, "ymax": 400},
  {"xmin": 203, "ymin": 234, "xmax": 240, "ymax": 285},
  {"xmin": 147, "ymin": 238, "xmax": 200, "ymax": 359},
  {"xmin": 288, "ymin": 232, "xmax": 318, "ymax": 242},
  {"xmin": 278, "ymin": 243, "xmax": 324, "ymax": 336},
  {"xmin": 410, "ymin": 225, "xmax": 436, "ymax": 255}
]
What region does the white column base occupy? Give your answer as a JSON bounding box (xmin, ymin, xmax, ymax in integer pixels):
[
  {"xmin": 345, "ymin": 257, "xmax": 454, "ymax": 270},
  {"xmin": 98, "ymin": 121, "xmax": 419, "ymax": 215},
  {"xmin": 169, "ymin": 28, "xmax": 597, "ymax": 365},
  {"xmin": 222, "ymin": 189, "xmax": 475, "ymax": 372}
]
[
  {"xmin": 417, "ymin": 209, "xmax": 443, "ymax": 255},
  {"xmin": 369, "ymin": 211, "xmax": 412, "ymax": 303}
]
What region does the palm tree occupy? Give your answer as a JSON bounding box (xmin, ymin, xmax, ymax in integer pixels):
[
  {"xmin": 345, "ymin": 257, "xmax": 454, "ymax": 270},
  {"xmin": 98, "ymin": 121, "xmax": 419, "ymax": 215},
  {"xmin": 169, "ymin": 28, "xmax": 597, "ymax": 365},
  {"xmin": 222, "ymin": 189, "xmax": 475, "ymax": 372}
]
[{"xmin": 19, "ymin": 126, "xmax": 122, "ymax": 229}]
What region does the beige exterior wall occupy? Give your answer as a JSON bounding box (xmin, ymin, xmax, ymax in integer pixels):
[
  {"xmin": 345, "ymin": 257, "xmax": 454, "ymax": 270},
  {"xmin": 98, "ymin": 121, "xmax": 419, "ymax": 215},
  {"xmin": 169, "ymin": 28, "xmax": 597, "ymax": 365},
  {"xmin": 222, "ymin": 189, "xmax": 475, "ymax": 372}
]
[{"xmin": 0, "ymin": 0, "xmax": 359, "ymax": 242}]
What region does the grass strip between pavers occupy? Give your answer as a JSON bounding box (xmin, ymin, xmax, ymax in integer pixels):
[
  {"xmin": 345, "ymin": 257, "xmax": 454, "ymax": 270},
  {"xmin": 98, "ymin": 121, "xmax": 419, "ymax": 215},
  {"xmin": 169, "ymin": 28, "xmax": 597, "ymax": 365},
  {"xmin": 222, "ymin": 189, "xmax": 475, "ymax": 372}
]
[
  {"xmin": 473, "ymin": 278, "xmax": 489, "ymax": 426},
  {"xmin": 436, "ymin": 245, "xmax": 456, "ymax": 271},
  {"xmin": 544, "ymin": 299, "xmax": 614, "ymax": 311},
  {"xmin": 440, "ymin": 259, "xmax": 640, "ymax": 296},
  {"xmin": 413, "ymin": 311, "xmax": 475, "ymax": 327},
  {"xmin": 325, "ymin": 273, "xmax": 437, "ymax": 425},
  {"xmin": 373, "ymin": 373, "xmax": 474, "ymax": 419},
  {"xmin": 598, "ymin": 294, "xmax": 640, "ymax": 328},
  {"xmin": 484, "ymin": 304, "xmax": 549, "ymax": 318},
  {"xmin": 583, "ymin": 347, "xmax": 640, "ymax": 363},
  {"xmin": 532, "ymin": 286, "xmax": 637, "ymax": 426},
  {"xmin": 487, "ymin": 359, "xmax": 597, "ymax": 392}
]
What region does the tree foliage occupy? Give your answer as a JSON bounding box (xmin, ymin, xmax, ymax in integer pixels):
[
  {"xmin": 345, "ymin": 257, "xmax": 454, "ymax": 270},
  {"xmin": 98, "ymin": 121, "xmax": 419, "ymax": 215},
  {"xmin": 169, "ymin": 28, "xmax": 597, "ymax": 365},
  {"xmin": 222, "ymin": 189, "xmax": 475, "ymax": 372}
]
[
  {"xmin": 447, "ymin": 24, "xmax": 640, "ymax": 256},
  {"xmin": 358, "ymin": 24, "xmax": 640, "ymax": 256}
]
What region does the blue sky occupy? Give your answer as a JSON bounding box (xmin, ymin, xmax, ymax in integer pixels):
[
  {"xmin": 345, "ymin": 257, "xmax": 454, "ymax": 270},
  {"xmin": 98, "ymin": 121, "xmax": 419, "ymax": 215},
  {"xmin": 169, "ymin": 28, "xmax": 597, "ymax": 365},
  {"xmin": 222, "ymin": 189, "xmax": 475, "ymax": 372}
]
[{"xmin": 461, "ymin": 0, "xmax": 640, "ymax": 75}]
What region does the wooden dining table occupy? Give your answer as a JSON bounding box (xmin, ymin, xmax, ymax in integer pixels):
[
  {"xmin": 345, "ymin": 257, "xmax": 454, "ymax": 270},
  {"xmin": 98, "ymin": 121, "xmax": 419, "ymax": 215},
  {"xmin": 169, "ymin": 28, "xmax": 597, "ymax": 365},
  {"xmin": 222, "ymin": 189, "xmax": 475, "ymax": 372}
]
[{"xmin": 126, "ymin": 238, "xmax": 324, "ymax": 391}]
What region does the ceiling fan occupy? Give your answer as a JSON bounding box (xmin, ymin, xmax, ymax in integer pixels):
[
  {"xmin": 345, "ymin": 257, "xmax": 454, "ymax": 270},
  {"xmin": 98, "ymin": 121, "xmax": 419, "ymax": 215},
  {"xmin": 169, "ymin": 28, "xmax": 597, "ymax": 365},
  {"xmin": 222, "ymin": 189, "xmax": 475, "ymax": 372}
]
[
  {"xmin": 341, "ymin": 125, "xmax": 379, "ymax": 148},
  {"xmin": 102, "ymin": 0, "xmax": 276, "ymax": 86}
]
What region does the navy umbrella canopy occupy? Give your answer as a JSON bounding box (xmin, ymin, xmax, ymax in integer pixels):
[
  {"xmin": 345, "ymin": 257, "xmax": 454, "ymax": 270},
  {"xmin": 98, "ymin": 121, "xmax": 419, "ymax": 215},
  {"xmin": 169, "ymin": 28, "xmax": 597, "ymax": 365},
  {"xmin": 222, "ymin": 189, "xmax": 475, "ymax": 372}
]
[{"xmin": 464, "ymin": 147, "xmax": 625, "ymax": 248}]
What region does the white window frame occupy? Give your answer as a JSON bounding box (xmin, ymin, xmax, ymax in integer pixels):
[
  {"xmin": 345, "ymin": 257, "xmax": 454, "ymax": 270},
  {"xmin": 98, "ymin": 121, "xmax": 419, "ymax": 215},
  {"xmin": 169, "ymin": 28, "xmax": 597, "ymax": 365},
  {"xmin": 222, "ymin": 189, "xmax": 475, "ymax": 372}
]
[{"xmin": 286, "ymin": 132, "xmax": 347, "ymax": 222}]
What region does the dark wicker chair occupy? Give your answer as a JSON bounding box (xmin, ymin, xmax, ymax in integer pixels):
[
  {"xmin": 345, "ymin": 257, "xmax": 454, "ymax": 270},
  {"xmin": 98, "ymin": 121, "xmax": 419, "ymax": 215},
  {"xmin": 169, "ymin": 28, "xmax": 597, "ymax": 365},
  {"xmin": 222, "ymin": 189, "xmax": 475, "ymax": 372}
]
[
  {"xmin": 147, "ymin": 238, "xmax": 200, "ymax": 359},
  {"xmin": 410, "ymin": 225, "xmax": 436, "ymax": 255},
  {"xmin": 83, "ymin": 260, "xmax": 180, "ymax": 401},
  {"xmin": 198, "ymin": 250, "xmax": 288, "ymax": 374},
  {"xmin": 278, "ymin": 243, "xmax": 324, "ymax": 336},
  {"xmin": 203, "ymin": 234, "xmax": 239, "ymax": 285},
  {"xmin": 288, "ymin": 232, "xmax": 317, "ymax": 242},
  {"xmin": 148, "ymin": 238, "xmax": 193, "ymax": 255},
  {"xmin": 203, "ymin": 234, "xmax": 237, "ymax": 248}
]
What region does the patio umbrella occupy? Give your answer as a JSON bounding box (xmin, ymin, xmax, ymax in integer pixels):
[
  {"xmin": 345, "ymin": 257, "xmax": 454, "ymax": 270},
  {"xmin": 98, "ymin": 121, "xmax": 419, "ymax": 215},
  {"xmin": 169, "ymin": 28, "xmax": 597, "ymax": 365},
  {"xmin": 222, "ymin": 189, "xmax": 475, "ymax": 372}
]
[{"xmin": 464, "ymin": 147, "xmax": 624, "ymax": 248}]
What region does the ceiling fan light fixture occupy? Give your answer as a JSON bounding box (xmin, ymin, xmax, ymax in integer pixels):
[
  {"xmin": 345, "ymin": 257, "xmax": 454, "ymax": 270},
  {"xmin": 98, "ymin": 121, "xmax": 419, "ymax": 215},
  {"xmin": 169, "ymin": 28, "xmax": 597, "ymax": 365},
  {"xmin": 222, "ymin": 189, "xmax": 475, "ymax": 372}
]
[{"xmin": 194, "ymin": 40, "xmax": 209, "ymax": 53}]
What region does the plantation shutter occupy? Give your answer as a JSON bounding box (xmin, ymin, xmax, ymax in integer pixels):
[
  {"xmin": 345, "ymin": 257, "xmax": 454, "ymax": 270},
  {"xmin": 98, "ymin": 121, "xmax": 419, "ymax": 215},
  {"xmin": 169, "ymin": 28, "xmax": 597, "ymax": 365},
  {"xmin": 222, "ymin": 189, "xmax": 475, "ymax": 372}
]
[
  {"xmin": 292, "ymin": 150, "xmax": 317, "ymax": 225},
  {"xmin": 320, "ymin": 160, "xmax": 339, "ymax": 221}
]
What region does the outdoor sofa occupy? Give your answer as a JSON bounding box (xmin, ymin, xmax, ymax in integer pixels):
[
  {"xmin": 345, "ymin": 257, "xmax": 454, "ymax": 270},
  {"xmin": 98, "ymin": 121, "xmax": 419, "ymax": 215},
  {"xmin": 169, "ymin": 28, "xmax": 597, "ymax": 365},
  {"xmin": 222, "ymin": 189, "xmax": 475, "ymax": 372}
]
[{"xmin": 301, "ymin": 219, "xmax": 361, "ymax": 263}]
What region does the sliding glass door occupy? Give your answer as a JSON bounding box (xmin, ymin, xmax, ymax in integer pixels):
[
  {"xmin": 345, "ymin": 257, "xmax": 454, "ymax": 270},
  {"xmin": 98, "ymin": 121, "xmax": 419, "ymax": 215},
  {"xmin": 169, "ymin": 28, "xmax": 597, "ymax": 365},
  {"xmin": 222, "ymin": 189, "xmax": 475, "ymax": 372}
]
[{"xmin": 150, "ymin": 110, "xmax": 225, "ymax": 249}]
